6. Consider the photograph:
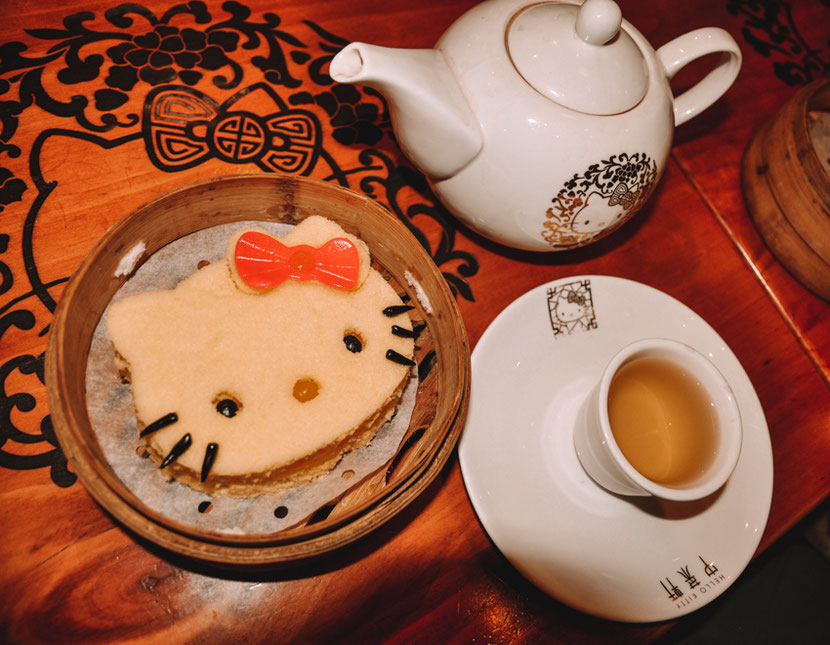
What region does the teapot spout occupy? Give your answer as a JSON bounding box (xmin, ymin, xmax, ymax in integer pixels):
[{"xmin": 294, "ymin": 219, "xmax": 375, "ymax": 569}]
[{"xmin": 330, "ymin": 44, "xmax": 482, "ymax": 180}]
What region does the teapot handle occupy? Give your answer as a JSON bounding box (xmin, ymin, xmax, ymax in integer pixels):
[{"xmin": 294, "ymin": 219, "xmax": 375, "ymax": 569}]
[{"xmin": 657, "ymin": 28, "xmax": 741, "ymax": 126}]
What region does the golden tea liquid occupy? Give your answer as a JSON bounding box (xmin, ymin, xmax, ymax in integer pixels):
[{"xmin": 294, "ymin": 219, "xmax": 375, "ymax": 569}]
[{"xmin": 607, "ymin": 357, "xmax": 718, "ymax": 486}]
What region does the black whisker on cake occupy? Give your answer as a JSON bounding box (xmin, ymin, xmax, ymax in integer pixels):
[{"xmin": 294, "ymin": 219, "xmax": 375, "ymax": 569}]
[
  {"xmin": 391, "ymin": 325, "xmax": 421, "ymax": 339},
  {"xmin": 386, "ymin": 349, "xmax": 416, "ymax": 366},
  {"xmin": 139, "ymin": 412, "xmax": 178, "ymax": 437},
  {"xmin": 160, "ymin": 433, "xmax": 192, "ymax": 468},
  {"xmin": 382, "ymin": 304, "xmax": 414, "ymax": 317},
  {"xmin": 201, "ymin": 443, "xmax": 218, "ymax": 482}
]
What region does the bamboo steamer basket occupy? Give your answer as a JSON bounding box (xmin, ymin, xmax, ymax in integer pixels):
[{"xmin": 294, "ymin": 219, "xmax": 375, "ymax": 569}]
[
  {"xmin": 45, "ymin": 174, "xmax": 470, "ymax": 567},
  {"xmin": 742, "ymin": 78, "xmax": 830, "ymax": 301}
]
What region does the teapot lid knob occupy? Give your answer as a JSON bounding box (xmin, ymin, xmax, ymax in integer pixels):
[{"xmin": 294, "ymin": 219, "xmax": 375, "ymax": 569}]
[
  {"xmin": 507, "ymin": 0, "xmax": 649, "ymax": 115},
  {"xmin": 575, "ymin": 0, "xmax": 622, "ymax": 45}
]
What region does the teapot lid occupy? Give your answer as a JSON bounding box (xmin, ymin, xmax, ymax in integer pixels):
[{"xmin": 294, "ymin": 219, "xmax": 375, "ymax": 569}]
[{"xmin": 507, "ymin": 0, "xmax": 648, "ymax": 115}]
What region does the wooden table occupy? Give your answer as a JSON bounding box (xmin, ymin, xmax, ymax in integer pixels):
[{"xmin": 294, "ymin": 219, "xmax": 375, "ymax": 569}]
[{"xmin": 1, "ymin": 0, "xmax": 828, "ymax": 642}]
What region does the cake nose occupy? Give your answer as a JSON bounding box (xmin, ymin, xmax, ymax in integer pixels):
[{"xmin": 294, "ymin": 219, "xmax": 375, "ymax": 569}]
[{"xmin": 292, "ymin": 377, "xmax": 320, "ymax": 402}]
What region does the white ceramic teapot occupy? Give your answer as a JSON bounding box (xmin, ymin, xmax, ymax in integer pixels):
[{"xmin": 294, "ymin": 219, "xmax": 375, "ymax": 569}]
[{"xmin": 329, "ymin": 0, "xmax": 741, "ymax": 252}]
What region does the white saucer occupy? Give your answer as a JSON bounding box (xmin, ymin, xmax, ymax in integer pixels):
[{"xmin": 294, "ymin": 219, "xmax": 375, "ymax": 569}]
[{"xmin": 459, "ymin": 276, "xmax": 773, "ymax": 623}]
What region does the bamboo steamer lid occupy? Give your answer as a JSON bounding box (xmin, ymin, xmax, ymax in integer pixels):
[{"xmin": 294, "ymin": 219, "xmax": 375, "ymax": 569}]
[{"xmin": 742, "ymin": 78, "xmax": 830, "ymax": 301}]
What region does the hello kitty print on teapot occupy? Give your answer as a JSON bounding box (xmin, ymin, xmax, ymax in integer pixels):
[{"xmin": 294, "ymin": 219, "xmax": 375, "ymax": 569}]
[{"xmin": 329, "ymin": 0, "xmax": 741, "ymax": 252}]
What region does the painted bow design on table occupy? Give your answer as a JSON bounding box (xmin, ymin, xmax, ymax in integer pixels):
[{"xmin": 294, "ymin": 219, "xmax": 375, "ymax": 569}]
[
  {"xmin": 143, "ymin": 83, "xmax": 321, "ymax": 174},
  {"xmin": 234, "ymin": 231, "xmax": 360, "ymax": 291}
]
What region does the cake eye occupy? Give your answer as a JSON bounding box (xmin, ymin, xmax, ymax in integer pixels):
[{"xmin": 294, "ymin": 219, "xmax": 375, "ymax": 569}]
[
  {"xmin": 343, "ymin": 331, "xmax": 364, "ymax": 353},
  {"xmin": 216, "ymin": 399, "xmax": 239, "ymax": 417},
  {"xmin": 213, "ymin": 393, "xmax": 242, "ymax": 417}
]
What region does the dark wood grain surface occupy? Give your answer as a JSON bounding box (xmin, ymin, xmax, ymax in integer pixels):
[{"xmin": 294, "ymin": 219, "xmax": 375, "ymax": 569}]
[{"xmin": 1, "ymin": 0, "xmax": 828, "ymax": 642}]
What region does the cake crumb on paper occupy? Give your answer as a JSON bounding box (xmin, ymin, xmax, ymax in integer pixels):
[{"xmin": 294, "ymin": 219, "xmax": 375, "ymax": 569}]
[
  {"xmin": 114, "ymin": 241, "xmax": 146, "ymax": 277},
  {"xmin": 405, "ymin": 270, "xmax": 433, "ymax": 314}
]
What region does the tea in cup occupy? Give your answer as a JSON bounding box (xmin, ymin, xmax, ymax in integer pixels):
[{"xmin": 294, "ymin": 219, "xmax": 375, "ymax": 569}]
[{"xmin": 574, "ymin": 338, "xmax": 742, "ymax": 501}]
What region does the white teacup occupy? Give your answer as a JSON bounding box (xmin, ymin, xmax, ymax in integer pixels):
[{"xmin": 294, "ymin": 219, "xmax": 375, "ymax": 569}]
[{"xmin": 574, "ymin": 338, "xmax": 742, "ymax": 502}]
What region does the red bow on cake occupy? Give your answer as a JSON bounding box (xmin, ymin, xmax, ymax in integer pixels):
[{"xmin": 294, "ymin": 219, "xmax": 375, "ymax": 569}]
[{"xmin": 234, "ymin": 230, "xmax": 360, "ymax": 291}]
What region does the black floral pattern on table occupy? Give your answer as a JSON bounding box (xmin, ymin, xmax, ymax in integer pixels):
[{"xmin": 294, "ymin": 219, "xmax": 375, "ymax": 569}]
[
  {"xmin": 0, "ymin": 234, "xmax": 12, "ymax": 296},
  {"xmin": 0, "ymin": 166, "xmax": 26, "ymax": 214},
  {"xmin": 291, "ymin": 83, "xmax": 388, "ymax": 147},
  {"xmin": 354, "ymin": 147, "xmax": 478, "ymax": 302},
  {"xmin": 0, "ymin": 348, "xmax": 77, "ymax": 488},
  {"xmin": 105, "ymin": 23, "xmax": 241, "ymax": 90},
  {"xmin": 0, "ymin": 1, "xmax": 479, "ymax": 488},
  {"xmin": 727, "ymin": 0, "xmax": 830, "ymax": 85}
]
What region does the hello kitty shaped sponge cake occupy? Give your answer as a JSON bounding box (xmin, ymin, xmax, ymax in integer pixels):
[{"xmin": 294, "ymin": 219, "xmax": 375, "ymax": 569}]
[{"xmin": 106, "ymin": 216, "xmax": 417, "ymax": 497}]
